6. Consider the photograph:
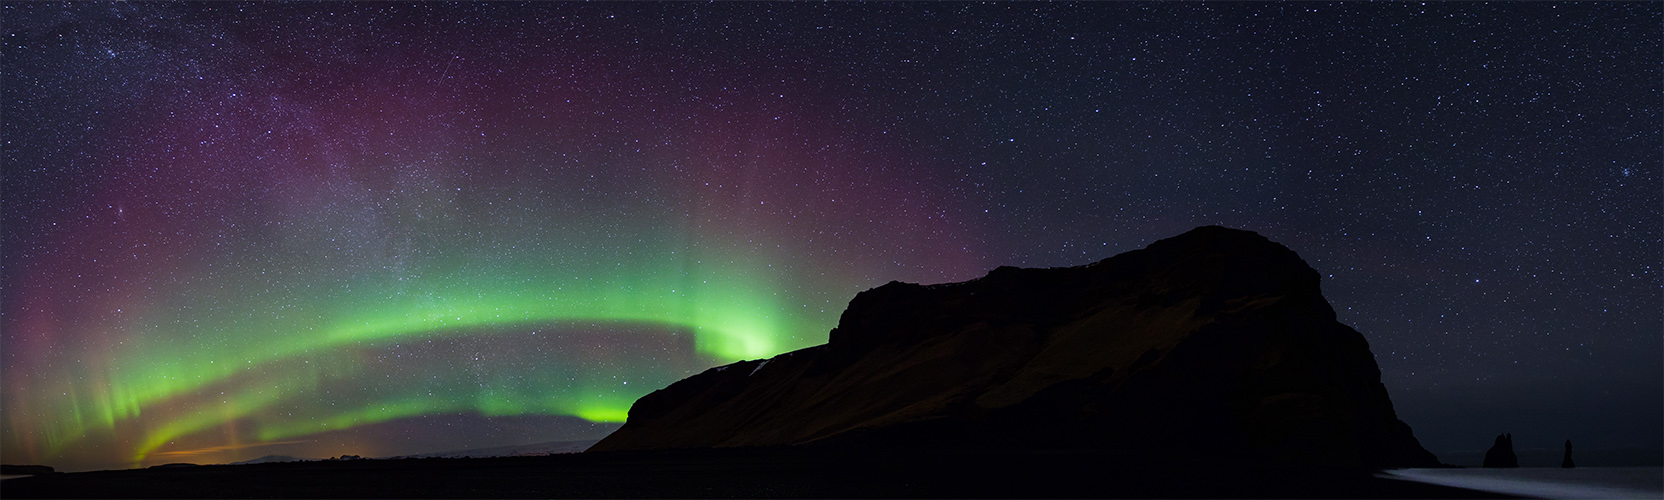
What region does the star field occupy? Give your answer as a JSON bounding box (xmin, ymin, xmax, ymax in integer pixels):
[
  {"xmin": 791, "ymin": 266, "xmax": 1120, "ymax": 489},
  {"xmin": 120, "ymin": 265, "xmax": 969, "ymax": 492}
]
[{"xmin": 3, "ymin": 2, "xmax": 1658, "ymax": 471}]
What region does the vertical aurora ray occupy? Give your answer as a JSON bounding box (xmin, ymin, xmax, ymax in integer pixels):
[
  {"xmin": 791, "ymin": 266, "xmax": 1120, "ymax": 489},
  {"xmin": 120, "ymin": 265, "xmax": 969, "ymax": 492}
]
[{"xmin": 2, "ymin": 3, "xmax": 987, "ymax": 471}]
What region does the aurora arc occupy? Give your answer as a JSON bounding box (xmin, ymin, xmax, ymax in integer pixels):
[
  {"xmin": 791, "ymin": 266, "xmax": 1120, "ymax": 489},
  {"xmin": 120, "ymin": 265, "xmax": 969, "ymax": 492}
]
[
  {"xmin": 56, "ymin": 250, "xmax": 776, "ymax": 457},
  {"xmin": 24, "ymin": 244, "xmax": 832, "ymax": 467}
]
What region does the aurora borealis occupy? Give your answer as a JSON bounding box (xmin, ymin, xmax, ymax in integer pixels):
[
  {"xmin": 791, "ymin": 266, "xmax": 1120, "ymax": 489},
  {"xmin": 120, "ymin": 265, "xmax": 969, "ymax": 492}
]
[
  {"xmin": 5, "ymin": 2, "xmax": 1660, "ymax": 472},
  {"xmin": 4, "ymin": 2, "xmax": 991, "ymax": 470}
]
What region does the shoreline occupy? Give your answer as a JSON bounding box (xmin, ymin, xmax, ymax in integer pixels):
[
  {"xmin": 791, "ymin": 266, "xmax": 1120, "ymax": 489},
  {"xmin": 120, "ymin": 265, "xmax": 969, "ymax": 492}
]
[{"xmin": 3, "ymin": 448, "xmax": 1520, "ymax": 499}]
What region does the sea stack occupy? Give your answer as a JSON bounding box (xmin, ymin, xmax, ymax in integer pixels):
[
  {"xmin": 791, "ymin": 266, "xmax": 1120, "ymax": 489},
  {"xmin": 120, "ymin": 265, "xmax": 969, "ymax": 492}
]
[
  {"xmin": 1483, "ymin": 433, "xmax": 1519, "ymax": 468},
  {"xmin": 590, "ymin": 226, "xmax": 1440, "ymax": 468},
  {"xmin": 1562, "ymin": 439, "xmax": 1576, "ymax": 468}
]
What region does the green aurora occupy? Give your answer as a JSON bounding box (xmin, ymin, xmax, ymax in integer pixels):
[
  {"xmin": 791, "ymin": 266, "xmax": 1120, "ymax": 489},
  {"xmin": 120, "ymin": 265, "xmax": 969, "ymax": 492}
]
[{"xmin": 24, "ymin": 237, "xmax": 852, "ymax": 466}]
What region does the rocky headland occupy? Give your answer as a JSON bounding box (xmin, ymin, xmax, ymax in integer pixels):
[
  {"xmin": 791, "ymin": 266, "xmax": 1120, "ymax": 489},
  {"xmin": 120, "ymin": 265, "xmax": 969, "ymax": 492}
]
[{"xmin": 591, "ymin": 226, "xmax": 1439, "ymax": 468}]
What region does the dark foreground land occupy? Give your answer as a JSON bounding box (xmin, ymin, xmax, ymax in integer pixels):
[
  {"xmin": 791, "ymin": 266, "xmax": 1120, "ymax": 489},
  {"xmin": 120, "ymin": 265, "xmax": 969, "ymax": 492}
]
[{"xmin": 2, "ymin": 448, "xmax": 1515, "ymax": 499}]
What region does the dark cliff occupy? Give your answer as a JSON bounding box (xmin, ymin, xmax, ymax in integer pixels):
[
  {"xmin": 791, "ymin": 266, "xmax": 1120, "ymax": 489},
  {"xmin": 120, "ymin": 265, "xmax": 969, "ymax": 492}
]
[{"xmin": 589, "ymin": 226, "xmax": 1439, "ymax": 467}]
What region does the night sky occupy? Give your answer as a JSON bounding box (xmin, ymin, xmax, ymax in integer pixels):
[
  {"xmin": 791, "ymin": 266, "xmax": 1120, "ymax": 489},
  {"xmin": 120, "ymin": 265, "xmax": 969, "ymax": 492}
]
[{"xmin": 3, "ymin": 2, "xmax": 1658, "ymax": 472}]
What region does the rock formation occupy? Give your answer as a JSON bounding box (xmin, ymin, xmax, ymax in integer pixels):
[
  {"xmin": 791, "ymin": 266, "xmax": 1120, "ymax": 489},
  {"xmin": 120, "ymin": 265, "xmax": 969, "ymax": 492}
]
[
  {"xmin": 589, "ymin": 226, "xmax": 1440, "ymax": 467},
  {"xmin": 1561, "ymin": 439, "xmax": 1575, "ymax": 468},
  {"xmin": 1483, "ymin": 433, "xmax": 1519, "ymax": 468}
]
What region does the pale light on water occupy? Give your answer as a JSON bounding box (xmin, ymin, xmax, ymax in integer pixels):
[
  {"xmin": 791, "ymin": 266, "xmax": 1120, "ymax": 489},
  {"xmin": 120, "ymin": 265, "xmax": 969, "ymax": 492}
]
[{"xmin": 1381, "ymin": 467, "xmax": 1664, "ymax": 500}]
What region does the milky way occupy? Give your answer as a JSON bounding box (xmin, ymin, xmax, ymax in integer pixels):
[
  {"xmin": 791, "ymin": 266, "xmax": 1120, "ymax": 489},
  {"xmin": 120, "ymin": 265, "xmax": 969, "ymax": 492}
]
[{"xmin": 4, "ymin": 3, "xmax": 1658, "ymax": 471}]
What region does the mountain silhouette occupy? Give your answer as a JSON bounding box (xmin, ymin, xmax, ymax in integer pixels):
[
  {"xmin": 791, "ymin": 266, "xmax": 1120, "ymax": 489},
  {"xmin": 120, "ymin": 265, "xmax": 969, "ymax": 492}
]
[
  {"xmin": 590, "ymin": 226, "xmax": 1439, "ymax": 467},
  {"xmin": 229, "ymin": 455, "xmax": 308, "ymax": 465}
]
